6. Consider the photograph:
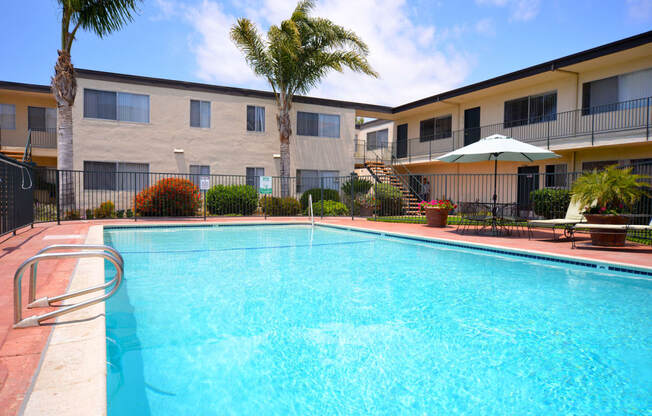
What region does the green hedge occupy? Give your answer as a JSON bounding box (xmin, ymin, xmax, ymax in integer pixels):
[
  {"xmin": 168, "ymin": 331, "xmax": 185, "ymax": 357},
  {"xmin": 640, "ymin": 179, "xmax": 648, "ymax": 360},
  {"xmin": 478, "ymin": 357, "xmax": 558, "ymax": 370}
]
[
  {"xmin": 372, "ymin": 183, "xmax": 404, "ymax": 216},
  {"xmin": 261, "ymin": 196, "xmax": 301, "ymax": 216},
  {"xmin": 299, "ymin": 188, "xmax": 340, "ymax": 209},
  {"xmin": 530, "ymin": 188, "xmax": 571, "ymax": 219},
  {"xmin": 305, "ymin": 200, "xmax": 349, "ymax": 216},
  {"xmin": 206, "ymin": 184, "xmax": 258, "ymax": 215}
]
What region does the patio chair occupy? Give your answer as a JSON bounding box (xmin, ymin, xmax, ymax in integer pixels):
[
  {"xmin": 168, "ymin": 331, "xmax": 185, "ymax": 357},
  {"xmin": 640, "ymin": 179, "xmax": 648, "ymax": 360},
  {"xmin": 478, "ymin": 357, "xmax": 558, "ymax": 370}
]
[
  {"xmin": 457, "ymin": 202, "xmax": 491, "ymax": 235},
  {"xmin": 570, "ymin": 218, "xmax": 652, "ymax": 248},
  {"xmin": 499, "ymin": 203, "xmax": 527, "ymax": 236},
  {"xmin": 527, "ymin": 196, "xmax": 585, "ymax": 240}
]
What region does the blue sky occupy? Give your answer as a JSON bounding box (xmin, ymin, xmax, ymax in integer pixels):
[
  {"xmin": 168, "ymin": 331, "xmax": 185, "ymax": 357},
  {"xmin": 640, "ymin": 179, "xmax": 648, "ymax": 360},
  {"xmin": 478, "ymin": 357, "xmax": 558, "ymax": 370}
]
[{"xmin": 2, "ymin": 0, "xmax": 651, "ymax": 106}]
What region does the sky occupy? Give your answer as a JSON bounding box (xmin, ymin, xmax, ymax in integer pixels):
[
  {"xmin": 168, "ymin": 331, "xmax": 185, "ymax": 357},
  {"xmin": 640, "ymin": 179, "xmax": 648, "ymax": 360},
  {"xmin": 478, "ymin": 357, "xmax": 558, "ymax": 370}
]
[{"xmin": 1, "ymin": 0, "xmax": 651, "ymax": 107}]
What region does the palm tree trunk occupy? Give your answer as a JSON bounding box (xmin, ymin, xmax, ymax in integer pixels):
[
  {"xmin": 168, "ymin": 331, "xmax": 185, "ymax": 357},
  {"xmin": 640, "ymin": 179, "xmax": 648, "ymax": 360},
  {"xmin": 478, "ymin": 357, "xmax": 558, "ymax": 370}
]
[
  {"xmin": 52, "ymin": 50, "xmax": 76, "ymax": 212},
  {"xmin": 277, "ymin": 100, "xmax": 292, "ymax": 197}
]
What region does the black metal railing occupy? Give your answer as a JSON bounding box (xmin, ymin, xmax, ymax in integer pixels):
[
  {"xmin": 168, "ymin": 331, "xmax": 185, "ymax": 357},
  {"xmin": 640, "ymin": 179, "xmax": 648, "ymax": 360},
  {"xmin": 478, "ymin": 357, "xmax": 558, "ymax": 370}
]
[
  {"xmin": 1, "ymin": 154, "xmax": 34, "ymax": 237},
  {"xmin": 3, "ymin": 163, "xmax": 650, "ymax": 244},
  {"xmin": 393, "ymin": 96, "xmax": 652, "ymax": 162}
]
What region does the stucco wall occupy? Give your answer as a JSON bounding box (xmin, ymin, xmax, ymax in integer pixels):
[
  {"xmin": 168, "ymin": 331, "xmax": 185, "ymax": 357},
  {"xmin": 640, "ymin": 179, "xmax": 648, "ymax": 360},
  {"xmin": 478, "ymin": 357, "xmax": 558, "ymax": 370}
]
[
  {"xmin": 0, "ymin": 89, "xmax": 56, "ymax": 147},
  {"xmin": 72, "ymin": 77, "xmax": 356, "ymax": 177}
]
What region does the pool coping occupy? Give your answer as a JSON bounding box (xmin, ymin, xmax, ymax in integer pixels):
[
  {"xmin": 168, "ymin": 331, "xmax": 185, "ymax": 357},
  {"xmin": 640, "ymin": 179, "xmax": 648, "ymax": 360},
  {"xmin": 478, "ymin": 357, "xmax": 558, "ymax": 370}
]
[
  {"xmin": 18, "ymin": 220, "xmax": 651, "ymax": 415},
  {"xmin": 20, "ymin": 225, "xmax": 107, "ymax": 416}
]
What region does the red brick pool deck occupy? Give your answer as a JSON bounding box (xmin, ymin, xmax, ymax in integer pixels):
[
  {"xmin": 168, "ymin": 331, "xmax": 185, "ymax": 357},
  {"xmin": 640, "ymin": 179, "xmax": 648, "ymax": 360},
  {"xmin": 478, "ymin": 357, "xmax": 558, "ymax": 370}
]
[{"xmin": 0, "ymin": 218, "xmax": 650, "ymax": 415}]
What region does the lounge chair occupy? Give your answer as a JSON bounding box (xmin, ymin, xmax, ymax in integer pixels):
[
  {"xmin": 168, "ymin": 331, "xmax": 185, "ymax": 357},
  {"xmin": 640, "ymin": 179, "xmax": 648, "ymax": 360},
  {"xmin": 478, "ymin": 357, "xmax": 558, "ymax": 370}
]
[
  {"xmin": 527, "ymin": 197, "xmax": 585, "ymax": 240},
  {"xmin": 570, "ymin": 218, "xmax": 652, "ymax": 248}
]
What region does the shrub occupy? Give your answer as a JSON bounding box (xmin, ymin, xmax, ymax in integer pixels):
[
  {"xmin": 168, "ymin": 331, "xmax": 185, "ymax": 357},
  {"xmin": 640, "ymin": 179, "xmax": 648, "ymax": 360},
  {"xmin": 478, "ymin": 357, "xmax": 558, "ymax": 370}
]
[
  {"xmin": 85, "ymin": 209, "xmax": 94, "ymax": 219},
  {"xmin": 94, "ymin": 200, "xmax": 115, "ymax": 219},
  {"xmin": 530, "ymin": 188, "xmax": 572, "ymax": 219},
  {"xmin": 261, "ymin": 196, "xmax": 301, "ymax": 216},
  {"xmin": 135, "ymin": 177, "xmax": 202, "ymax": 217},
  {"xmin": 305, "ymin": 200, "xmax": 349, "ymax": 216},
  {"xmin": 372, "ymin": 183, "xmax": 403, "ymax": 216},
  {"xmin": 116, "ymin": 210, "xmax": 125, "ymax": 218},
  {"xmin": 63, "ymin": 210, "xmax": 80, "ymax": 220},
  {"xmin": 206, "ymin": 184, "xmax": 258, "ymax": 215},
  {"xmin": 126, "ymin": 209, "xmax": 134, "ymax": 218},
  {"xmin": 341, "ymin": 177, "xmax": 373, "ymax": 196},
  {"xmin": 299, "ymin": 188, "xmax": 340, "ymax": 209}
]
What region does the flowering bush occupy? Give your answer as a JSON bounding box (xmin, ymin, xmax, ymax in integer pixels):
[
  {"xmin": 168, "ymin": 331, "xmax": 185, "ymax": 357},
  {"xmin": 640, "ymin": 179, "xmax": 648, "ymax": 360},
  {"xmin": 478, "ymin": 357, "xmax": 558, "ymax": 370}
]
[
  {"xmin": 135, "ymin": 178, "xmax": 202, "ymax": 217},
  {"xmin": 419, "ymin": 199, "xmax": 457, "ymax": 212},
  {"xmin": 94, "ymin": 200, "xmax": 115, "ymax": 219}
]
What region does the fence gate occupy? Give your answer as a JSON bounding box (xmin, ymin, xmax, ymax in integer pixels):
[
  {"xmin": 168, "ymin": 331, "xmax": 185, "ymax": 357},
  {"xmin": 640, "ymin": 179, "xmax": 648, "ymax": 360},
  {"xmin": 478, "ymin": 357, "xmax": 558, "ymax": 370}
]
[{"xmin": 0, "ymin": 157, "xmax": 34, "ymax": 236}]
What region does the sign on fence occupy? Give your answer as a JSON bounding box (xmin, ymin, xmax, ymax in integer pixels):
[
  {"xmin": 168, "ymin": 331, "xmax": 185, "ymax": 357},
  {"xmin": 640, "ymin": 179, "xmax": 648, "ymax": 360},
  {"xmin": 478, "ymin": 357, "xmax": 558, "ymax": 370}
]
[
  {"xmin": 259, "ymin": 176, "xmax": 272, "ymax": 195},
  {"xmin": 199, "ymin": 177, "xmax": 210, "ymax": 191}
]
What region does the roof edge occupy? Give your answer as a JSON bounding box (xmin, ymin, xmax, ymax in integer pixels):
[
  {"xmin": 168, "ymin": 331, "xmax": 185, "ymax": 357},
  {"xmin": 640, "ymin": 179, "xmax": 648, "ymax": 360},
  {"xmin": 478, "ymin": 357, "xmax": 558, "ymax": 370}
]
[
  {"xmin": 392, "ymin": 30, "xmax": 652, "ymax": 114},
  {"xmin": 0, "ymin": 80, "xmax": 51, "ymax": 94},
  {"xmin": 75, "ymin": 68, "xmax": 393, "ymax": 113}
]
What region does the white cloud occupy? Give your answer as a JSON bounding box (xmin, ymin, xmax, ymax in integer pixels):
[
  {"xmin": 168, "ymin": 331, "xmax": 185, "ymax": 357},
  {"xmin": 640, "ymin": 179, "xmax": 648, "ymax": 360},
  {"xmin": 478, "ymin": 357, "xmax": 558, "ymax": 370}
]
[
  {"xmin": 626, "ymin": 0, "xmax": 652, "ymax": 22},
  {"xmin": 181, "ymin": 0, "xmax": 472, "ymax": 106},
  {"xmin": 476, "ymin": 0, "xmax": 540, "ymax": 22},
  {"xmin": 475, "ymin": 18, "xmax": 495, "ymax": 36}
]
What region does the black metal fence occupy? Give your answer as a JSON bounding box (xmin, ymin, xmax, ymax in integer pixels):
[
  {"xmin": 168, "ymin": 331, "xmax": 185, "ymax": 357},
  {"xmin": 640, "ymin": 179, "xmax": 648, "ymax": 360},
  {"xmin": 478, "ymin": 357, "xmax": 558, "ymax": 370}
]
[
  {"xmin": 1, "ymin": 154, "xmax": 34, "ymax": 237},
  {"xmin": 5, "ymin": 161, "xmax": 652, "ymax": 243}
]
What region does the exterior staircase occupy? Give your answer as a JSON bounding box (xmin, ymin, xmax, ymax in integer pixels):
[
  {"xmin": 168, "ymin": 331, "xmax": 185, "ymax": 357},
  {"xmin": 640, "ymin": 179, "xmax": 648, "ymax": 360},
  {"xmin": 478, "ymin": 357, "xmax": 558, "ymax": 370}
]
[
  {"xmin": 0, "ymin": 149, "xmax": 26, "ymax": 162},
  {"xmin": 364, "ymin": 160, "xmax": 421, "ymax": 215}
]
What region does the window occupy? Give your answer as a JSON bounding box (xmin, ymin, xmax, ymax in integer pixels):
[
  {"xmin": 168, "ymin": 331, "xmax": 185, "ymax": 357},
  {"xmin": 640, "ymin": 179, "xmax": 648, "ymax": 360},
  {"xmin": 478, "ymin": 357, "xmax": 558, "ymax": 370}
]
[
  {"xmin": 190, "ymin": 100, "xmax": 210, "ymax": 128},
  {"xmin": 419, "ymin": 115, "xmax": 452, "ymax": 142},
  {"xmin": 83, "ymin": 161, "xmax": 149, "ymax": 190},
  {"xmin": 0, "ymin": 103, "xmax": 16, "ymax": 129},
  {"xmin": 582, "ymin": 68, "xmax": 652, "ymax": 114},
  {"xmin": 366, "ymin": 128, "xmax": 388, "ymax": 150},
  {"xmin": 504, "ymin": 92, "xmax": 557, "ymax": 127},
  {"xmin": 582, "ymin": 160, "xmax": 618, "ymax": 172},
  {"xmin": 189, "ymin": 165, "xmax": 210, "ymax": 186},
  {"xmin": 83, "ymin": 89, "xmax": 149, "ymax": 123},
  {"xmin": 297, "ymin": 111, "xmax": 340, "ymax": 138},
  {"xmin": 545, "ymin": 164, "xmax": 567, "ymax": 187},
  {"xmin": 28, "ymin": 107, "xmax": 56, "ymax": 131},
  {"xmin": 246, "ymin": 105, "xmax": 265, "ymax": 132},
  {"xmin": 246, "ymin": 167, "xmax": 265, "ymax": 190},
  {"xmin": 296, "ymin": 169, "xmax": 339, "ymax": 193}
]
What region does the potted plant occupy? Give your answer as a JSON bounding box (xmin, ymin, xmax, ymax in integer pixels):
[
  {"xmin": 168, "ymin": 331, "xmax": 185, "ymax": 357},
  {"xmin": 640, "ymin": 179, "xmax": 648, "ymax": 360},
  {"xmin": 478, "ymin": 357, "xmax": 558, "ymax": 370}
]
[
  {"xmin": 571, "ymin": 165, "xmax": 650, "ymax": 246},
  {"xmin": 419, "ymin": 199, "xmax": 457, "ymax": 227},
  {"xmin": 355, "ymin": 194, "xmax": 375, "ymax": 217}
]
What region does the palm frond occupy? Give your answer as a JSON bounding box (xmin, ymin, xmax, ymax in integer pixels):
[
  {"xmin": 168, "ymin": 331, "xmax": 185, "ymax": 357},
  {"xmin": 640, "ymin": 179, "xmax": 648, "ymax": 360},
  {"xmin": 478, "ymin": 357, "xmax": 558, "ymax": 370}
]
[{"xmin": 72, "ymin": 0, "xmax": 141, "ymax": 38}]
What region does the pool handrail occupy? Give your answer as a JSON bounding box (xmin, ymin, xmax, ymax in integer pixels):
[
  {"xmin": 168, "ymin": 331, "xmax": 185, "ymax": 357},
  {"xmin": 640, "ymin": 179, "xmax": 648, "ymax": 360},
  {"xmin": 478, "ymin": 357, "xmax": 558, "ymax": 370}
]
[
  {"xmin": 27, "ymin": 244, "xmax": 123, "ymax": 307},
  {"xmin": 13, "ymin": 249, "xmax": 123, "ymax": 328},
  {"xmin": 308, "ymin": 194, "xmax": 314, "ymax": 226}
]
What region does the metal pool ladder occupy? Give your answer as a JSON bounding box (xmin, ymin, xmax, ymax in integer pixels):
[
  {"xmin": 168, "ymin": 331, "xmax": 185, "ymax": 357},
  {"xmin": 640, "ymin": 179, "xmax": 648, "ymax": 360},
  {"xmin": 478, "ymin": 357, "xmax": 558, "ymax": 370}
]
[
  {"xmin": 308, "ymin": 194, "xmax": 314, "ymax": 227},
  {"xmin": 13, "ymin": 244, "xmax": 124, "ymax": 328}
]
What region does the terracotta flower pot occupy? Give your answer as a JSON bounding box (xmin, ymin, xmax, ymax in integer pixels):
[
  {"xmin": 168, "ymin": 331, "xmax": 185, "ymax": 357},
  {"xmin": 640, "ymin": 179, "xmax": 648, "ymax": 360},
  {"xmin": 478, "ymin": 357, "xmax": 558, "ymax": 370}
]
[
  {"xmin": 425, "ymin": 207, "xmax": 450, "ymax": 227},
  {"xmin": 585, "ymin": 214, "xmax": 629, "ymax": 246}
]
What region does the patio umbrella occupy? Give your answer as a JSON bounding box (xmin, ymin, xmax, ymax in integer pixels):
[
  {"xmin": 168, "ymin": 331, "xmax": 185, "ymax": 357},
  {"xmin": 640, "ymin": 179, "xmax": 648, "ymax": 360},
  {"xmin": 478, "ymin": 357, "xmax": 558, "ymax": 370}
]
[{"xmin": 436, "ymin": 134, "xmax": 560, "ymax": 233}]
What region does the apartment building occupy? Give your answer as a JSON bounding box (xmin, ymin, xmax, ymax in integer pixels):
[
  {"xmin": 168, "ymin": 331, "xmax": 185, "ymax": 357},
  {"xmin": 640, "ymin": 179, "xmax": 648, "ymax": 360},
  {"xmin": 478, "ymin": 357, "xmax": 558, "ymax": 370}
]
[
  {"xmin": 0, "ymin": 81, "xmax": 57, "ymax": 167},
  {"xmin": 355, "ymin": 31, "xmax": 652, "ymax": 179}
]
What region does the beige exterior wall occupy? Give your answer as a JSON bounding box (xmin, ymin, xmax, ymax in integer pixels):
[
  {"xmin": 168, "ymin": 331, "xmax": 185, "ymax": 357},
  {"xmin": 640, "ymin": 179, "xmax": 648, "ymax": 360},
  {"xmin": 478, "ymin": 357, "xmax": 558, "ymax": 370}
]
[
  {"xmin": 391, "ymin": 50, "xmax": 652, "ymax": 176},
  {"xmin": 0, "ymin": 88, "xmax": 57, "ymax": 166},
  {"xmin": 72, "ymin": 77, "xmax": 356, "ymax": 178}
]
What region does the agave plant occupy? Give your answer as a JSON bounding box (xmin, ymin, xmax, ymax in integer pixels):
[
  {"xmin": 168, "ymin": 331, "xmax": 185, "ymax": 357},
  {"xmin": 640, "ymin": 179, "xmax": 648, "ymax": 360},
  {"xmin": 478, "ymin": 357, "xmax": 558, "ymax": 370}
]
[{"xmin": 571, "ymin": 165, "xmax": 650, "ymax": 215}]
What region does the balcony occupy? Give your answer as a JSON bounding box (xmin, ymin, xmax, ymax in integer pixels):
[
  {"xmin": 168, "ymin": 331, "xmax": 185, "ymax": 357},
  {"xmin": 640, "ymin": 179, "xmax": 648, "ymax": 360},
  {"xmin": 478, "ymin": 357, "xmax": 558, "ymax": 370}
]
[{"xmin": 386, "ymin": 96, "xmax": 652, "ymax": 164}]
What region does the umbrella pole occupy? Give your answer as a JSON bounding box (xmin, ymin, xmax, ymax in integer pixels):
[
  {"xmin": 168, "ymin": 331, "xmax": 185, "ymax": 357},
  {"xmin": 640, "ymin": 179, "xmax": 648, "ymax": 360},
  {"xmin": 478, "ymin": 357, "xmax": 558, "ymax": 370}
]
[{"xmin": 492, "ymin": 158, "xmax": 498, "ymax": 235}]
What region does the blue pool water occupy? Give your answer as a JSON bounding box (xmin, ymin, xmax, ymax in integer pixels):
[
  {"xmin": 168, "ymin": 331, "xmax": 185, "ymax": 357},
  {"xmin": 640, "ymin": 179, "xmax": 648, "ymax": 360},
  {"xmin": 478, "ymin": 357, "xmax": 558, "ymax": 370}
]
[{"xmin": 104, "ymin": 225, "xmax": 651, "ymax": 415}]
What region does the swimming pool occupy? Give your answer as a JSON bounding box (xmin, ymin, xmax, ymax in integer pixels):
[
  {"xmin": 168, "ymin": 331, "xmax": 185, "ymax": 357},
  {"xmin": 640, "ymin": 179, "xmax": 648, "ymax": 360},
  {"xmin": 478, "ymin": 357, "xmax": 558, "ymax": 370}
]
[{"xmin": 104, "ymin": 224, "xmax": 651, "ymax": 415}]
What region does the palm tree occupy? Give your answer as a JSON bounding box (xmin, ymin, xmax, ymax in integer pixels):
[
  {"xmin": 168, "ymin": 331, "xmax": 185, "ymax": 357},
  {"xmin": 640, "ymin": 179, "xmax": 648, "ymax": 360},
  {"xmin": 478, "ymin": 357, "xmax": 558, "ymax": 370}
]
[
  {"xmin": 231, "ymin": 0, "xmax": 377, "ymax": 196},
  {"xmin": 52, "ymin": 0, "xmax": 140, "ymax": 209}
]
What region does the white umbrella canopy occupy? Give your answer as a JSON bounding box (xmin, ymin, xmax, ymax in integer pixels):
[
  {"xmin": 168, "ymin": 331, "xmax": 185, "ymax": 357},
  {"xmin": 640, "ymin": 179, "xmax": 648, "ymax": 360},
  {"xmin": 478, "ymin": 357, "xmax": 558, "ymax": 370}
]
[
  {"xmin": 436, "ymin": 134, "xmax": 560, "ymax": 234},
  {"xmin": 436, "ymin": 134, "xmax": 561, "ymax": 163}
]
